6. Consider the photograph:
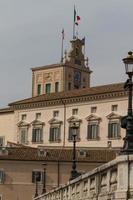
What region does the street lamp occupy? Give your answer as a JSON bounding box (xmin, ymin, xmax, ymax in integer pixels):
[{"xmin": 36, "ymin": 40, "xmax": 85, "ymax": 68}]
[
  {"xmin": 121, "ymin": 51, "xmax": 133, "ymax": 154},
  {"xmin": 70, "ymin": 122, "xmax": 81, "ymax": 180},
  {"xmin": 42, "ymin": 163, "xmax": 47, "ymax": 194}
]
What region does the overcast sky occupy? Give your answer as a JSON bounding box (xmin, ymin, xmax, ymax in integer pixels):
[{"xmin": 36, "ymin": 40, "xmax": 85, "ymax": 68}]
[{"xmin": 0, "ymin": 0, "xmax": 133, "ymax": 107}]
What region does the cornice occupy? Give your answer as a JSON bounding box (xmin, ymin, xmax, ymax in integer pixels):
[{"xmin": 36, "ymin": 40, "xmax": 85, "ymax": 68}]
[{"xmin": 10, "ymin": 90, "xmax": 127, "ymax": 111}]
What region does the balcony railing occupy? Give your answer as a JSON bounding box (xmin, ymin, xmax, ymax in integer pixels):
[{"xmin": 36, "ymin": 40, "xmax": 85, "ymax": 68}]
[{"xmin": 34, "ymin": 154, "xmax": 133, "ymax": 200}]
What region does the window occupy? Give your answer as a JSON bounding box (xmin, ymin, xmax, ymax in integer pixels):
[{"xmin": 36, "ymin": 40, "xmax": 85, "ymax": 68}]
[
  {"xmin": 21, "ymin": 114, "xmax": 26, "ymax": 121},
  {"xmin": 0, "ymin": 137, "xmax": 5, "ymax": 147},
  {"xmin": 0, "ymin": 171, "xmax": 5, "ymax": 184},
  {"xmin": 108, "ymin": 122, "xmax": 120, "ymax": 139},
  {"xmin": 83, "ymin": 78, "xmax": 86, "ymax": 82},
  {"xmin": 68, "ymin": 127, "xmax": 80, "ymax": 141},
  {"xmin": 32, "ymin": 128, "xmax": 43, "ymax": 143},
  {"xmin": 19, "ymin": 128, "xmax": 28, "ymax": 144},
  {"xmin": 45, "ymin": 83, "xmax": 51, "ymax": 94},
  {"xmin": 91, "ymin": 107, "xmax": 97, "ymax": 113},
  {"xmin": 36, "ymin": 113, "xmax": 41, "ymax": 120},
  {"xmin": 37, "ymin": 84, "xmax": 41, "ymax": 95},
  {"xmin": 49, "ymin": 127, "xmax": 60, "ymax": 142},
  {"xmin": 68, "ymin": 82, "xmax": 71, "ymax": 90},
  {"xmin": 55, "ymin": 82, "xmax": 59, "ymax": 92},
  {"xmin": 72, "ymin": 109, "xmax": 78, "ymax": 115},
  {"xmin": 112, "ymin": 105, "xmax": 118, "ymax": 111},
  {"xmin": 75, "ymin": 47, "xmax": 79, "ymax": 56},
  {"xmin": 32, "ymin": 170, "xmax": 43, "ymax": 183},
  {"xmin": 87, "ymin": 124, "xmax": 99, "ymax": 140},
  {"xmin": 53, "ymin": 111, "xmax": 59, "ymax": 118}
]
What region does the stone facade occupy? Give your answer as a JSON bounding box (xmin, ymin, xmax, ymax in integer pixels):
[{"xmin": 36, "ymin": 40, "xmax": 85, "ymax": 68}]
[{"xmin": 0, "ymin": 83, "xmax": 128, "ymax": 148}]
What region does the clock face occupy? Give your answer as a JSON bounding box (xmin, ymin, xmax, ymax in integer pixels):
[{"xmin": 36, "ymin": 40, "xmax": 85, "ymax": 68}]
[{"xmin": 74, "ymin": 71, "xmax": 81, "ymax": 81}]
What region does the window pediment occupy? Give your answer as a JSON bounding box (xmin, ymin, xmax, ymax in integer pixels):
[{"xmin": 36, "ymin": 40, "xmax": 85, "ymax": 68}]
[
  {"xmin": 86, "ymin": 114, "xmax": 101, "ymax": 122},
  {"xmin": 106, "ymin": 112, "xmax": 121, "ymax": 120},
  {"xmin": 67, "ymin": 116, "xmax": 82, "ymax": 123},
  {"xmin": 48, "ymin": 118, "xmax": 62, "ymax": 125},
  {"xmin": 17, "ymin": 121, "xmax": 30, "ymax": 127},
  {"xmin": 31, "ymin": 119, "xmax": 45, "ymax": 126}
]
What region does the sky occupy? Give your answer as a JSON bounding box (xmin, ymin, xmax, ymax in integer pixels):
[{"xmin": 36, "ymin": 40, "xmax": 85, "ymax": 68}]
[{"xmin": 0, "ymin": 0, "xmax": 133, "ymax": 107}]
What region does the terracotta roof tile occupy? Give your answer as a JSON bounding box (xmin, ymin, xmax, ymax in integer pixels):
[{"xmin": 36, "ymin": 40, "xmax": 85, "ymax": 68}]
[
  {"xmin": 9, "ymin": 82, "xmax": 125, "ymax": 106},
  {"xmin": 0, "ymin": 146, "xmax": 118, "ymax": 163}
]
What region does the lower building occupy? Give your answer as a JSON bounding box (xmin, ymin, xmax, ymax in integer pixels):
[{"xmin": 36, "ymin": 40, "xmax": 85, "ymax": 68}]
[{"xmin": 0, "ymin": 143, "xmax": 118, "ymax": 200}]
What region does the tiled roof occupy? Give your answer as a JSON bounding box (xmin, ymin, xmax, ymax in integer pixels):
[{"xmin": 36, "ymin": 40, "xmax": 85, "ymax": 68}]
[
  {"xmin": 0, "ymin": 107, "xmax": 14, "ymax": 113},
  {"xmin": 0, "ymin": 146, "xmax": 118, "ymax": 163},
  {"xmin": 9, "ymin": 82, "xmax": 125, "ymax": 106},
  {"xmin": 31, "ymin": 63, "xmax": 62, "ymax": 71}
]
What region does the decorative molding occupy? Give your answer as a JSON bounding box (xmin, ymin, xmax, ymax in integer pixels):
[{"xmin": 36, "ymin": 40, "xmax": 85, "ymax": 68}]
[
  {"xmin": 31, "ymin": 119, "xmax": 45, "ymax": 126},
  {"xmin": 67, "ymin": 116, "xmax": 82, "ymax": 123},
  {"xmin": 106, "ymin": 112, "xmax": 122, "ymax": 120},
  {"xmin": 17, "ymin": 121, "xmax": 30, "ymax": 127},
  {"xmin": 48, "ymin": 118, "xmax": 62, "ymax": 125},
  {"xmin": 10, "ymin": 89, "xmax": 127, "ymax": 111},
  {"xmin": 86, "ymin": 114, "xmax": 101, "ymax": 122}
]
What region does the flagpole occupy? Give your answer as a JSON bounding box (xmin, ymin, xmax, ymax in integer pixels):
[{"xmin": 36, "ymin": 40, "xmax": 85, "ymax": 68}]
[
  {"xmin": 61, "ymin": 29, "xmax": 64, "ymax": 63},
  {"xmin": 73, "ymin": 5, "xmax": 76, "ymax": 39},
  {"xmin": 84, "ymin": 37, "xmax": 86, "ymax": 58}
]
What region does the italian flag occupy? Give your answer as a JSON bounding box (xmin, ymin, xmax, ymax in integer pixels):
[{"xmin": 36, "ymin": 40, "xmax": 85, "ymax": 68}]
[{"xmin": 74, "ymin": 7, "xmax": 81, "ymax": 26}]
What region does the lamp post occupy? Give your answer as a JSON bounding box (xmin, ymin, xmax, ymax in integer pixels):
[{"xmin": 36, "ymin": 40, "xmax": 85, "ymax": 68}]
[
  {"xmin": 42, "ymin": 163, "xmax": 47, "ymax": 194},
  {"xmin": 121, "ymin": 51, "xmax": 133, "ymax": 154},
  {"xmin": 70, "ymin": 122, "xmax": 81, "ymax": 180}
]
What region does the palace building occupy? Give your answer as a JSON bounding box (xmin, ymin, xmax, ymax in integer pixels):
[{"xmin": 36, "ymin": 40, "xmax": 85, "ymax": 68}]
[{"xmin": 0, "ymin": 37, "xmax": 127, "ymax": 149}]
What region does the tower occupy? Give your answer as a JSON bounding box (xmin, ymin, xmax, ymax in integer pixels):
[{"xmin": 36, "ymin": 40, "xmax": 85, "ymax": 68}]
[{"xmin": 31, "ymin": 38, "xmax": 92, "ymax": 97}]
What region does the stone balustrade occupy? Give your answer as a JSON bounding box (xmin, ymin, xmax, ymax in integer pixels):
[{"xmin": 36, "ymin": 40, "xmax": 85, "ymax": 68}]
[{"xmin": 34, "ymin": 155, "xmax": 133, "ymax": 200}]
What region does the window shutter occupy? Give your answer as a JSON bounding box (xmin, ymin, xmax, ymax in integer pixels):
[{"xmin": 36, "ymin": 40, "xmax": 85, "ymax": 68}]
[
  {"xmin": 68, "ymin": 127, "xmax": 73, "ymax": 140},
  {"xmin": 40, "ymin": 128, "xmax": 43, "ymax": 142},
  {"xmin": 32, "ymin": 129, "xmax": 36, "ymax": 142},
  {"xmin": 117, "ymin": 123, "xmax": 120, "ymax": 137},
  {"xmin": 58, "ymin": 127, "xmax": 60, "ymax": 140},
  {"xmin": 108, "ymin": 123, "xmax": 112, "ymax": 138},
  {"xmin": 87, "ymin": 125, "xmax": 91, "ymax": 139},
  {"xmin": 49, "ymin": 127, "xmax": 53, "ymax": 141},
  {"xmin": 0, "ymin": 171, "xmax": 4, "ymax": 184}
]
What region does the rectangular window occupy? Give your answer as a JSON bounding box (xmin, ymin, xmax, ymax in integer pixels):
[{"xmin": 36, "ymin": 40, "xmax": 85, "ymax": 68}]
[
  {"xmin": 19, "ymin": 128, "xmax": 28, "ymax": 144},
  {"xmin": 0, "ymin": 137, "xmax": 5, "ymax": 147},
  {"xmin": 21, "ymin": 114, "xmax": 26, "ymax": 120},
  {"xmin": 32, "ymin": 171, "xmax": 43, "ymax": 183},
  {"xmin": 68, "ymin": 82, "xmax": 71, "ymax": 90},
  {"xmin": 87, "ymin": 124, "xmax": 98, "ymax": 139},
  {"xmin": 91, "ymin": 107, "xmax": 97, "ymax": 113},
  {"xmin": 36, "ymin": 113, "xmax": 41, "ymax": 119},
  {"xmin": 32, "ymin": 128, "xmax": 43, "ymax": 143},
  {"xmin": 55, "ymin": 82, "xmax": 59, "ymax": 92},
  {"xmin": 53, "ymin": 111, "xmax": 59, "ymax": 118},
  {"xmin": 72, "ymin": 109, "xmax": 78, "ymax": 115},
  {"xmin": 45, "ymin": 83, "xmax": 51, "ymax": 94},
  {"xmin": 49, "ymin": 127, "xmax": 60, "ymax": 142},
  {"xmin": 0, "ymin": 171, "xmax": 5, "ymax": 184},
  {"xmin": 68, "ymin": 127, "xmax": 79, "ymax": 141},
  {"xmin": 37, "ymin": 84, "xmax": 41, "ymax": 95},
  {"xmin": 108, "ymin": 122, "xmax": 120, "ymax": 138},
  {"xmin": 112, "ymin": 105, "xmax": 118, "ymax": 111}
]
